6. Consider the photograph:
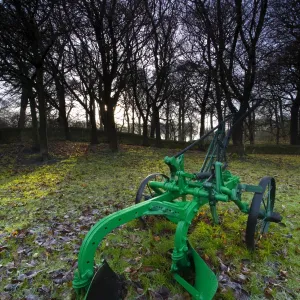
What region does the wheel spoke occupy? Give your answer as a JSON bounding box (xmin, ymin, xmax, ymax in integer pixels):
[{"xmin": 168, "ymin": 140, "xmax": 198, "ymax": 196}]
[
  {"xmin": 257, "ymin": 182, "xmax": 274, "ymax": 241},
  {"xmin": 246, "ymin": 177, "xmax": 276, "ymax": 250},
  {"xmin": 261, "ymin": 220, "xmax": 268, "ymax": 234},
  {"xmin": 262, "ymin": 183, "xmax": 272, "ymax": 213},
  {"xmin": 262, "ymin": 198, "xmax": 267, "ymax": 211},
  {"xmin": 255, "ymin": 220, "xmax": 264, "ymax": 242},
  {"xmin": 257, "ymin": 219, "xmax": 263, "ymax": 232},
  {"xmin": 267, "ymin": 184, "xmax": 272, "ymax": 211},
  {"xmin": 147, "ymin": 183, "xmax": 154, "ymax": 197},
  {"xmin": 142, "ymin": 193, "xmax": 151, "ymax": 200}
]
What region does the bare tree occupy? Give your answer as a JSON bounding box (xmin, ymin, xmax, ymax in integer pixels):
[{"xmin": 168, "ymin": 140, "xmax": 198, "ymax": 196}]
[
  {"xmin": 185, "ymin": 0, "xmax": 269, "ymax": 153},
  {"xmin": 46, "ymin": 34, "xmax": 71, "ymax": 141},
  {"xmin": 270, "ymin": 0, "xmax": 300, "ymax": 145},
  {"xmin": 143, "ymin": 0, "xmax": 179, "ymax": 146},
  {"xmin": 63, "ymin": 0, "xmax": 144, "ymax": 150},
  {"xmin": 0, "ymin": 0, "xmax": 62, "ymax": 159}
]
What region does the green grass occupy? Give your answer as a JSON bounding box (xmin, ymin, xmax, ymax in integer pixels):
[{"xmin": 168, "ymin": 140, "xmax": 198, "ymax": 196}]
[{"xmin": 0, "ymin": 142, "xmax": 300, "ymax": 299}]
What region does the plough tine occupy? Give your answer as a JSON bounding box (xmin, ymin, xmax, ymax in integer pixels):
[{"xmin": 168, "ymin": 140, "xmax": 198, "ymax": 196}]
[
  {"xmin": 173, "ymin": 243, "xmax": 218, "ymax": 300},
  {"xmin": 190, "ymin": 244, "xmax": 218, "ymax": 299}
]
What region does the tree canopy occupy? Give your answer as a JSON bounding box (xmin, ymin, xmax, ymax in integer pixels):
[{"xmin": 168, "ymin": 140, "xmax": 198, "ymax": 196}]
[{"xmin": 0, "ymin": 0, "xmax": 299, "ymax": 159}]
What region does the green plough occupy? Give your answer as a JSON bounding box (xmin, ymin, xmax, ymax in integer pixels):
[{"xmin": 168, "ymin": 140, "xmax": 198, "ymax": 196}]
[{"xmin": 73, "ymin": 111, "xmax": 282, "ymax": 300}]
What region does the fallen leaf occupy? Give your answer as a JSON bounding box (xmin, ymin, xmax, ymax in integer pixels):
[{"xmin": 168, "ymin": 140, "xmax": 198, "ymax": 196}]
[
  {"xmin": 264, "ymin": 287, "xmax": 274, "ymax": 299},
  {"xmin": 236, "ymin": 274, "xmax": 247, "ymax": 283},
  {"xmin": 4, "ymin": 283, "xmax": 19, "ymax": 292},
  {"xmin": 279, "ymin": 270, "xmax": 288, "ymax": 278},
  {"xmin": 0, "ymin": 292, "xmax": 12, "ymax": 300},
  {"xmin": 156, "ymin": 286, "xmax": 170, "ymax": 299},
  {"xmin": 241, "ymin": 266, "xmax": 251, "ymax": 275},
  {"xmin": 203, "ymin": 254, "xmax": 210, "ymax": 262},
  {"xmin": 124, "ymin": 266, "xmax": 133, "ymax": 273},
  {"xmin": 217, "ymin": 257, "xmax": 227, "ymax": 272},
  {"xmin": 141, "ymin": 266, "xmax": 154, "ymax": 273},
  {"xmin": 0, "ymin": 245, "xmax": 8, "ymax": 252},
  {"xmin": 154, "ymin": 236, "xmax": 161, "ymax": 242}
]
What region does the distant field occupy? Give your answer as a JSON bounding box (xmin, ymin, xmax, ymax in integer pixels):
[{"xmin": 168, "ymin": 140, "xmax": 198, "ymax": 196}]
[{"xmin": 0, "ymin": 142, "xmax": 299, "ymax": 299}]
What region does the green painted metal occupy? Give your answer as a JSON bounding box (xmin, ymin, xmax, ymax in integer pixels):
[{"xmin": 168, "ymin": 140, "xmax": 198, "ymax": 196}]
[
  {"xmin": 72, "ymin": 118, "xmax": 279, "ymax": 300},
  {"xmin": 173, "ymin": 242, "xmax": 218, "ymax": 299}
]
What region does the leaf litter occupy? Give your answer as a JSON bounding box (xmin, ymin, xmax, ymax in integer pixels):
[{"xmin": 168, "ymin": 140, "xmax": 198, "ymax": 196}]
[{"xmin": 0, "ymin": 143, "xmax": 300, "ymax": 299}]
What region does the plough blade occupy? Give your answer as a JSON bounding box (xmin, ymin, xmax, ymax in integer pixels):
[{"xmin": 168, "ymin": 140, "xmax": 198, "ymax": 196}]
[
  {"xmin": 84, "ymin": 260, "xmax": 125, "ymax": 300},
  {"xmin": 173, "ymin": 244, "xmax": 218, "ymax": 300},
  {"xmin": 190, "ymin": 245, "xmax": 218, "ymax": 300}
]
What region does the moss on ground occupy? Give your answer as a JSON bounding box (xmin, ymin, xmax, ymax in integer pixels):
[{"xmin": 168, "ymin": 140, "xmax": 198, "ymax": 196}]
[{"xmin": 0, "ymin": 142, "xmax": 299, "ymax": 299}]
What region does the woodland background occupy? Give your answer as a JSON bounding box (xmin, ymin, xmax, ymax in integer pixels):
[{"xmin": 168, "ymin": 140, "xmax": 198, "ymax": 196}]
[
  {"xmin": 1, "ymin": 1, "xmax": 300, "ymax": 299},
  {"xmin": 0, "ymin": 0, "xmax": 300, "ymax": 159}
]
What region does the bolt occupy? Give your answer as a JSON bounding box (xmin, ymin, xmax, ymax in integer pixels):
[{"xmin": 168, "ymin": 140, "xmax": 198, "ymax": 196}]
[{"xmin": 83, "ymin": 269, "xmax": 93, "ymax": 279}]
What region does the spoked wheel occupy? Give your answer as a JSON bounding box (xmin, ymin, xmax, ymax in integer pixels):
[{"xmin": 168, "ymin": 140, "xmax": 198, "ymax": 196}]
[
  {"xmin": 245, "ymin": 177, "xmax": 276, "ymax": 250},
  {"xmin": 135, "ymin": 173, "xmax": 169, "ymax": 223},
  {"xmin": 135, "ymin": 173, "xmax": 169, "ymax": 204}
]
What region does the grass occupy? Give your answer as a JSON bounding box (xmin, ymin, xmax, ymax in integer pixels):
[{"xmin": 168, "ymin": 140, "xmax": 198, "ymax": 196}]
[{"xmin": 0, "ymin": 142, "xmax": 299, "ymax": 299}]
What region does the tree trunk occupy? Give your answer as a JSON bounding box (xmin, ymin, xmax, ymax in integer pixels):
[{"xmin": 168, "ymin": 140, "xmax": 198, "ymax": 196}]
[
  {"xmin": 189, "ymin": 123, "xmax": 193, "ymax": 141},
  {"xmin": 231, "ymin": 123, "xmax": 244, "ymax": 155},
  {"xmin": 138, "ymin": 115, "xmax": 141, "ymax": 135},
  {"xmin": 54, "ymin": 76, "xmax": 70, "ymax": 140},
  {"xmin": 142, "ymin": 118, "xmax": 149, "ymax": 146},
  {"xmin": 275, "ymin": 113, "xmax": 280, "ymax": 145},
  {"xmin": 165, "ymin": 100, "xmax": 170, "ymax": 140},
  {"xmin": 150, "ymin": 111, "xmax": 155, "ymax": 138},
  {"xmin": 99, "ymin": 108, "xmax": 104, "ymax": 131},
  {"xmin": 248, "ymin": 110, "xmax": 255, "ymax": 145},
  {"xmin": 90, "ymin": 99, "xmax": 99, "ymax": 144},
  {"xmin": 200, "ymin": 102, "xmax": 206, "ymax": 138},
  {"xmin": 131, "ymin": 103, "xmax": 135, "ymax": 134},
  {"xmin": 36, "ymin": 66, "xmax": 49, "ymax": 161},
  {"xmin": 298, "ymin": 107, "xmax": 300, "ymax": 140},
  {"xmin": 268, "ymin": 106, "xmax": 274, "ymax": 138},
  {"xmin": 18, "ymin": 84, "xmax": 29, "ymax": 129},
  {"xmin": 153, "ymin": 107, "xmax": 161, "ymax": 147},
  {"xmin": 28, "ymin": 87, "xmax": 39, "ymax": 150},
  {"xmin": 178, "ymin": 105, "xmax": 182, "ymax": 141},
  {"xmin": 106, "ymin": 104, "xmax": 118, "ymax": 151},
  {"xmin": 99, "ymin": 102, "xmax": 105, "ymax": 132},
  {"xmin": 279, "ymin": 99, "xmax": 285, "ymax": 137},
  {"xmin": 125, "ymin": 106, "xmax": 130, "ymax": 133},
  {"xmin": 181, "ymin": 107, "xmax": 185, "ymax": 142},
  {"xmin": 213, "ymin": 65, "xmax": 223, "ymax": 123},
  {"xmin": 273, "ymin": 101, "xmax": 280, "ymax": 145},
  {"xmin": 85, "ymin": 97, "xmax": 89, "ymax": 128},
  {"xmin": 290, "ymin": 90, "xmax": 300, "ymax": 145},
  {"xmin": 231, "ymin": 105, "xmax": 247, "ymax": 156},
  {"xmin": 90, "ymin": 113, "xmax": 98, "ymax": 145},
  {"xmin": 214, "ymin": 80, "xmax": 223, "ymax": 122}
]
